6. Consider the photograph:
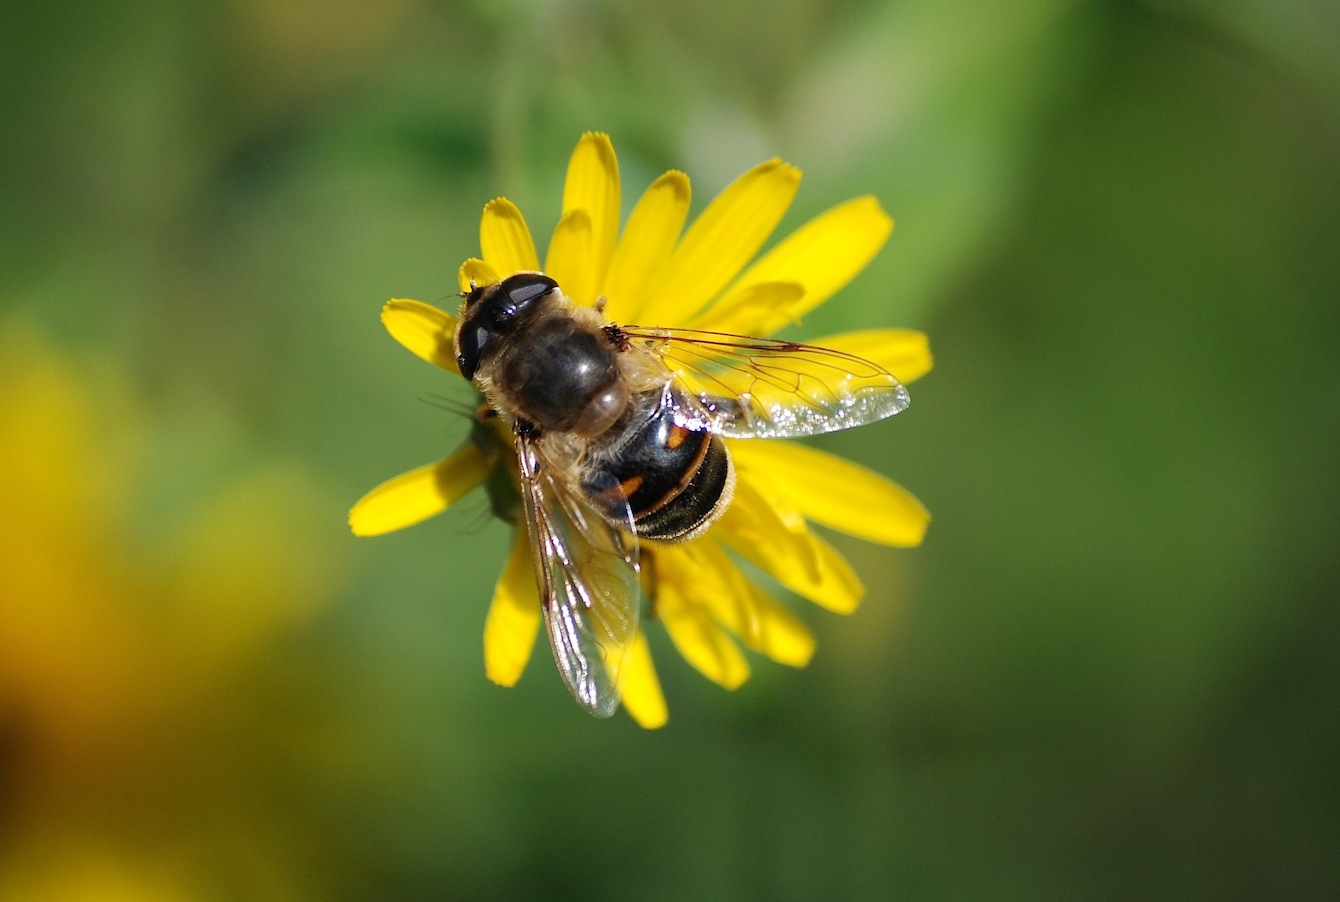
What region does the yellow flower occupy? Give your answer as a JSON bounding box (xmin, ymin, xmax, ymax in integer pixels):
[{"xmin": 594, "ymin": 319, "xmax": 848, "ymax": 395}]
[
  {"xmin": 350, "ymin": 133, "xmax": 931, "ymax": 728},
  {"xmin": 0, "ymin": 324, "xmax": 338, "ymax": 898}
]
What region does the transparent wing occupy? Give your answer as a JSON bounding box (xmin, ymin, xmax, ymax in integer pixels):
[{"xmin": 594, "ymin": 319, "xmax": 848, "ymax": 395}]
[
  {"xmin": 619, "ymin": 326, "xmax": 910, "ymax": 438},
  {"xmin": 516, "ymin": 431, "xmax": 640, "ymax": 718}
]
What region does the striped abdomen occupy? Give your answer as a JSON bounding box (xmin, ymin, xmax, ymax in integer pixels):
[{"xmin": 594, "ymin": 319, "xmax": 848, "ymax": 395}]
[{"xmin": 582, "ymin": 389, "xmax": 735, "ymax": 542}]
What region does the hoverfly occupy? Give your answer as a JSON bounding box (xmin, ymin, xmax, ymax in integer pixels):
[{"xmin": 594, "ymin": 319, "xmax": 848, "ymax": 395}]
[{"xmin": 455, "ymin": 272, "xmax": 909, "ymax": 716}]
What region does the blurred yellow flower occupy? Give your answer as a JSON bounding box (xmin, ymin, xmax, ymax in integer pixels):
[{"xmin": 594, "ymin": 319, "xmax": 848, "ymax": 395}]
[
  {"xmin": 351, "ymin": 133, "xmax": 931, "ymax": 728},
  {"xmin": 0, "ymin": 325, "xmax": 338, "ymax": 899}
]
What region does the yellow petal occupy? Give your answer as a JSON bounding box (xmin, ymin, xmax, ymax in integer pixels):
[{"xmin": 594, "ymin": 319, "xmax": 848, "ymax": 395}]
[
  {"xmin": 802, "ymin": 533, "xmax": 865, "ymax": 614},
  {"xmin": 713, "ymin": 464, "xmax": 864, "ymax": 608},
  {"xmin": 602, "ymin": 170, "xmax": 691, "ymax": 322},
  {"xmin": 636, "ymin": 159, "xmax": 801, "ymax": 325},
  {"xmin": 716, "ymin": 466, "xmax": 819, "ymax": 578},
  {"xmin": 380, "ymin": 299, "xmax": 460, "ymax": 376},
  {"xmin": 480, "ymin": 197, "xmax": 539, "ymax": 275},
  {"xmin": 668, "ymin": 542, "xmax": 816, "ymax": 668},
  {"xmin": 458, "ymin": 258, "xmax": 500, "ymax": 294},
  {"xmin": 717, "ymin": 505, "xmax": 864, "ymax": 614},
  {"xmin": 544, "ymin": 209, "xmax": 596, "ymax": 306},
  {"xmin": 809, "ymin": 329, "xmax": 933, "ymax": 384},
  {"xmin": 560, "ymin": 132, "xmax": 620, "ymax": 296},
  {"xmin": 738, "ymin": 580, "xmax": 815, "ymax": 667},
  {"xmin": 484, "ymin": 528, "xmax": 542, "ymax": 686},
  {"xmin": 688, "ymin": 281, "xmax": 805, "ymax": 334},
  {"xmin": 619, "ymin": 631, "xmax": 668, "ymax": 729},
  {"xmin": 732, "ymin": 441, "xmax": 930, "ymax": 547},
  {"xmin": 348, "ymin": 444, "xmax": 490, "ymax": 536},
  {"xmin": 691, "ymin": 543, "xmax": 815, "ymax": 667},
  {"xmin": 658, "ymin": 576, "xmax": 750, "ymax": 689},
  {"xmin": 714, "ymin": 196, "xmax": 893, "ymax": 335}
]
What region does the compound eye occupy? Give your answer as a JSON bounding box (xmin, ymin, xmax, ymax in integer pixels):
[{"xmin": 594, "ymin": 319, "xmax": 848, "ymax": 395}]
[
  {"xmin": 455, "ymin": 321, "xmax": 490, "ymax": 381},
  {"xmin": 489, "ymin": 273, "xmax": 558, "ymax": 328}
]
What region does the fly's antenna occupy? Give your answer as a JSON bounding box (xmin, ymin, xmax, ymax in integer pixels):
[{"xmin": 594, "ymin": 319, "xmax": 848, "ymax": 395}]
[
  {"xmin": 452, "ymin": 280, "xmax": 478, "ymax": 302},
  {"xmin": 419, "ymin": 393, "xmax": 477, "ymax": 420}
]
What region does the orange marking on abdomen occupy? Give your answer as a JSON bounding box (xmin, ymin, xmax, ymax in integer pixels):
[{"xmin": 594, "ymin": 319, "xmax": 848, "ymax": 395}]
[
  {"xmin": 666, "ymin": 424, "xmax": 690, "ymax": 450},
  {"xmin": 593, "ymin": 474, "xmax": 644, "ymax": 504}
]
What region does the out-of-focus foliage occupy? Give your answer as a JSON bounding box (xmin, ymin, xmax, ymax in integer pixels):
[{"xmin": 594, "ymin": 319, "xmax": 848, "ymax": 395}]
[{"xmin": 2, "ymin": 0, "xmax": 1337, "ymax": 898}]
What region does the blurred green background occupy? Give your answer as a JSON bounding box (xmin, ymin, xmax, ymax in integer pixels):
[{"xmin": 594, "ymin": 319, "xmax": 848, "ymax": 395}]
[{"xmin": 3, "ymin": 0, "xmax": 1339, "ymax": 898}]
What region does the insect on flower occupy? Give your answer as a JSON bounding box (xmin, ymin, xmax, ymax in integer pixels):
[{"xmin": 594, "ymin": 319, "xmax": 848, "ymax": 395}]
[
  {"xmin": 455, "ymin": 272, "xmax": 910, "ymax": 715},
  {"xmin": 351, "ymin": 133, "xmax": 932, "ymax": 727}
]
